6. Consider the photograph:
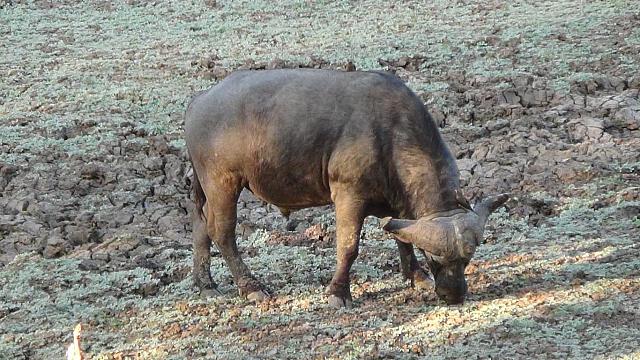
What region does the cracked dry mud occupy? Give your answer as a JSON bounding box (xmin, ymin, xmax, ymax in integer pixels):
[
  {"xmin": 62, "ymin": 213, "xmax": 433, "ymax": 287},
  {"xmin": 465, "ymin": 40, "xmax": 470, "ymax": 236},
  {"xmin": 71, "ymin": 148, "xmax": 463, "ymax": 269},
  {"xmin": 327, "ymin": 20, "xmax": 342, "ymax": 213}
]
[{"xmin": 2, "ymin": 77, "xmax": 638, "ymax": 270}]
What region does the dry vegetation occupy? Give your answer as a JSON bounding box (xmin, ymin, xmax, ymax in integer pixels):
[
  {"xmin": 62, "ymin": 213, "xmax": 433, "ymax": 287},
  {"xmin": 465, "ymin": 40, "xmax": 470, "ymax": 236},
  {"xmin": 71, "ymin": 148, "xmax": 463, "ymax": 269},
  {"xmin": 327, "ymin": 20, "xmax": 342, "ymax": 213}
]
[{"xmin": 1, "ymin": 0, "xmax": 639, "ymax": 359}]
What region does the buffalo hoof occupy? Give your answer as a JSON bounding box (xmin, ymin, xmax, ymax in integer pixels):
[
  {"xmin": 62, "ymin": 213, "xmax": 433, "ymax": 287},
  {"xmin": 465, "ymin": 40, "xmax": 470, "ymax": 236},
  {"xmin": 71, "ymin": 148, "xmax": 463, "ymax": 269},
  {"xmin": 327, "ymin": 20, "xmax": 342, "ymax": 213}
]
[
  {"xmin": 199, "ymin": 288, "xmax": 223, "ymax": 298},
  {"xmin": 328, "ymin": 294, "xmax": 352, "ymax": 309},
  {"xmin": 247, "ymin": 290, "xmax": 270, "ymax": 303}
]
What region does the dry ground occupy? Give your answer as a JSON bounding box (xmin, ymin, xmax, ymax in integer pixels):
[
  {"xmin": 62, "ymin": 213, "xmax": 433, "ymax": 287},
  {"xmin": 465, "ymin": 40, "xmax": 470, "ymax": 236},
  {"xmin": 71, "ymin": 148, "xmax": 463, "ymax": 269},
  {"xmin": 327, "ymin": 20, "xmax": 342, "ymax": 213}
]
[{"xmin": 1, "ymin": 0, "xmax": 639, "ymax": 359}]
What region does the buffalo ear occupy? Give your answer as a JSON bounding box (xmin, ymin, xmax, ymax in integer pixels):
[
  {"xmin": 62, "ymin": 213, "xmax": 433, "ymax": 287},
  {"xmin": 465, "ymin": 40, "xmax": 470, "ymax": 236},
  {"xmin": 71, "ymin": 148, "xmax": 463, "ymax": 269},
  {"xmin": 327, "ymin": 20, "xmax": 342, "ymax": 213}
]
[
  {"xmin": 455, "ymin": 189, "xmax": 473, "ymax": 211},
  {"xmin": 473, "ymin": 193, "xmax": 510, "ymax": 226}
]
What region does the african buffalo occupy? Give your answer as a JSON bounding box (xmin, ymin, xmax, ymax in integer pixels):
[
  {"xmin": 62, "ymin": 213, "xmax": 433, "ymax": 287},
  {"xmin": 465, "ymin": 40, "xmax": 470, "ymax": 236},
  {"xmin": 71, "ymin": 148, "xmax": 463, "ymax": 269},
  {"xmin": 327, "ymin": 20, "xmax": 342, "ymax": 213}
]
[{"xmin": 185, "ymin": 68, "xmax": 508, "ymax": 307}]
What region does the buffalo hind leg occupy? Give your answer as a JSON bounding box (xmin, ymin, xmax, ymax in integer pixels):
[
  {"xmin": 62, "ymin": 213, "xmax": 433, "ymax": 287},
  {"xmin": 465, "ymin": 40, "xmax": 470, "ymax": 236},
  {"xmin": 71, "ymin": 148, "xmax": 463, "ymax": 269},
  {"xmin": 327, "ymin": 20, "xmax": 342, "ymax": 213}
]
[
  {"xmin": 205, "ymin": 182, "xmax": 269, "ymax": 302},
  {"xmin": 396, "ymin": 241, "xmax": 433, "ymax": 290},
  {"xmin": 326, "ymin": 189, "xmax": 365, "ymax": 308},
  {"xmin": 192, "ymin": 206, "xmax": 222, "ymax": 296}
]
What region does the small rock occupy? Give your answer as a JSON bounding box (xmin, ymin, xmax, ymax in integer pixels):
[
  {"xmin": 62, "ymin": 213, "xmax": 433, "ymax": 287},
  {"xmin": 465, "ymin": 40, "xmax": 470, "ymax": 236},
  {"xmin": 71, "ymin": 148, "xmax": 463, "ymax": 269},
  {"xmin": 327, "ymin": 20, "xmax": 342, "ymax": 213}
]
[
  {"xmin": 512, "ymin": 75, "xmax": 533, "ymax": 88},
  {"xmin": 248, "ymin": 208, "xmax": 267, "ymax": 224},
  {"xmin": 157, "ymin": 215, "xmax": 178, "ymax": 232},
  {"xmin": 78, "ymin": 259, "xmax": 101, "ymax": 271},
  {"xmin": 457, "ymin": 158, "xmax": 478, "ymax": 173},
  {"xmin": 22, "ymin": 219, "xmax": 43, "ymax": 236},
  {"xmin": 164, "ymin": 155, "xmax": 185, "ymax": 184},
  {"xmin": 594, "ymin": 76, "xmax": 627, "ymax": 92},
  {"xmin": 567, "ymin": 117, "xmax": 607, "ymax": 142},
  {"xmin": 81, "ymin": 164, "xmax": 105, "ymax": 180},
  {"xmin": 129, "ymin": 243, "xmax": 154, "ymax": 258},
  {"xmin": 143, "ymin": 157, "xmax": 164, "ymax": 171},
  {"xmin": 43, "ymin": 236, "xmax": 67, "ymax": 258},
  {"xmin": 0, "ymin": 239, "xmax": 19, "ymax": 265},
  {"xmin": 75, "ymin": 211, "xmax": 94, "ymax": 223},
  {"xmin": 149, "ymin": 136, "xmax": 178, "ymax": 155},
  {"xmin": 136, "ymin": 283, "xmax": 159, "ymax": 296},
  {"xmin": 133, "ymin": 256, "xmax": 160, "ymax": 269},
  {"xmin": 6, "ymin": 198, "xmax": 29, "ymax": 213},
  {"xmin": 92, "ymin": 252, "xmax": 110, "ymax": 262},
  {"xmin": 600, "ymin": 98, "xmax": 622, "ymax": 110},
  {"xmin": 114, "ymin": 212, "xmax": 134, "ymax": 226},
  {"xmin": 0, "ymin": 162, "xmax": 19, "ymax": 190},
  {"xmin": 499, "ymin": 89, "xmax": 521, "ymax": 105},
  {"xmin": 485, "ymin": 119, "xmax": 510, "ymax": 131},
  {"xmin": 0, "ymin": 214, "xmax": 22, "ymax": 232},
  {"xmin": 108, "ymin": 237, "xmax": 141, "ymax": 253},
  {"xmin": 293, "ymin": 220, "xmax": 310, "ymax": 233},
  {"xmin": 153, "ymin": 184, "xmax": 176, "ymax": 197},
  {"xmin": 65, "ymin": 225, "xmax": 98, "ymax": 245},
  {"xmin": 519, "ymin": 87, "xmax": 551, "ymax": 107}
]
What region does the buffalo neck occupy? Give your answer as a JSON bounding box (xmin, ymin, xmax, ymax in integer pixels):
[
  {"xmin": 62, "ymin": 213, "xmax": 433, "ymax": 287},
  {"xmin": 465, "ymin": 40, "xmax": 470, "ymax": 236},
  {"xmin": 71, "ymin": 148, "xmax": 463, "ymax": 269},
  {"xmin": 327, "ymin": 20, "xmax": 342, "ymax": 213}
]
[{"xmin": 389, "ymin": 128, "xmax": 461, "ymax": 220}]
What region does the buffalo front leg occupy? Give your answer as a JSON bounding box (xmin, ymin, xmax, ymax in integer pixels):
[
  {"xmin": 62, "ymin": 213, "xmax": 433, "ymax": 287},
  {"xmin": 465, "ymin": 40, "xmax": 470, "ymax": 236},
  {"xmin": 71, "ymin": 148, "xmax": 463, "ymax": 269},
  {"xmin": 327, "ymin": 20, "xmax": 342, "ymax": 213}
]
[
  {"xmin": 206, "ymin": 187, "xmax": 269, "ymax": 302},
  {"xmin": 396, "ymin": 241, "xmax": 434, "ymax": 290},
  {"xmin": 326, "ymin": 191, "xmax": 365, "ymax": 308},
  {"xmin": 192, "ymin": 207, "xmax": 222, "ymax": 297}
]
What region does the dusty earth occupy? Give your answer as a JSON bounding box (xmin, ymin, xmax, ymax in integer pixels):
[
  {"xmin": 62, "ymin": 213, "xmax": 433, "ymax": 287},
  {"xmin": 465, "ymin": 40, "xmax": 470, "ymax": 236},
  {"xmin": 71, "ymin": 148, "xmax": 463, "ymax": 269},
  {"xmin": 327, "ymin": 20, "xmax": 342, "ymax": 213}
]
[{"xmin": 1, "ymin": 0, "xmax": 639, "ymax": 359}]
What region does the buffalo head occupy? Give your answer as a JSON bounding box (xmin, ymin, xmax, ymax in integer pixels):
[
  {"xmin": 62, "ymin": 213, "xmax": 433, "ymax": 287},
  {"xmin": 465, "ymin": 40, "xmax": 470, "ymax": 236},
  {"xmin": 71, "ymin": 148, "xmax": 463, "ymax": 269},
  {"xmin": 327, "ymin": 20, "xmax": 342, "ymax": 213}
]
[{"xmin": 382, "ymin": 193, "xmax": 509, "ymax": 305}]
